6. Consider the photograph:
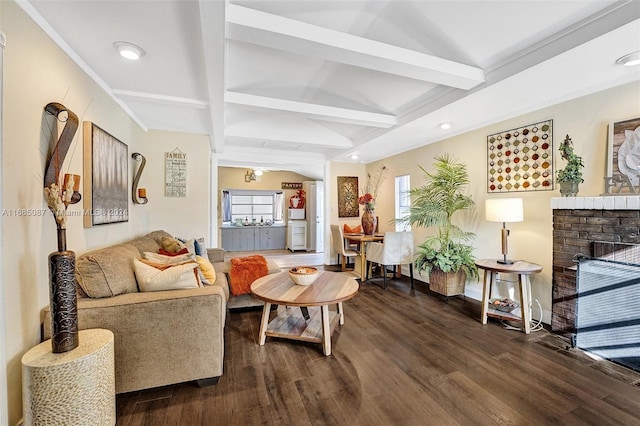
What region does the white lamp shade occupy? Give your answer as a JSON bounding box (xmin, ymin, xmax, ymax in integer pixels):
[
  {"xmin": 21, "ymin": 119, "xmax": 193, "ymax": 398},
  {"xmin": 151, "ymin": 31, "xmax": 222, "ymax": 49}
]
[{"xmin": 485, "ymin": 198, "xmax": 523, "ymax": 223}]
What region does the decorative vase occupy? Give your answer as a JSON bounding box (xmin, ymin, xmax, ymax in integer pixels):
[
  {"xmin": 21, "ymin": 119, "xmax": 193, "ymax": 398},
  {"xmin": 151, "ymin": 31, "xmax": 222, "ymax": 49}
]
[
  {"xmin": 48, "ymin": 229, "xmax": 79, "ymax": 353},
  {"xmin": 559, "ymin": 181, "xmax": 579, "ymax": 197},
  {"xmin": 361, "ymin": 209, "xmax": 377, "ymax": 235}
]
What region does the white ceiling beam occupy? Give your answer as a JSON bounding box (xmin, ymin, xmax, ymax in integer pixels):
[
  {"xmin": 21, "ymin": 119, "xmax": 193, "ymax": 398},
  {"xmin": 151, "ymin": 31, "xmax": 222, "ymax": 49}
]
[
  {"xmin": 219, "ymin": 145, "xmax": 326, "ymax": 166},
  {"xmin": 225, "ymin": 91, "xmax": 397, "ymax": 128},
  {"xmin": 198, "ymin": 0, "xmax": 226, "ymax": 153},
  {"xmin": 113, "ymin": 89, "xmax": 209, "ymax": 109},
  {"xmin": 218, "ymin": 146, "xmax": 326, "ymax": 179},
  {"xmin": 226, "ymin": 4, "xmax": 485, "ymax": 90},
  {"xmin": 225, "ymin": 127, "xmax": 353, "ymax": 149}
]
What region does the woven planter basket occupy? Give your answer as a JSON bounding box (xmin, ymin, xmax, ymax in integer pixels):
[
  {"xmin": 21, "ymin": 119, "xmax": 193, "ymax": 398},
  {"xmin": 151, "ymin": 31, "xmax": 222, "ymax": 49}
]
[{"xmin": 428, "ymin": 268, "xmax": 467, "ymax": 296}]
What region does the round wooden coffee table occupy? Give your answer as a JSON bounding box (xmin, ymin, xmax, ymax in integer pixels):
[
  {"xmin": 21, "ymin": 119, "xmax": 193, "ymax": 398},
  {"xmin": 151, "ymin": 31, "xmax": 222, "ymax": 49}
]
[{"xmin": 251, "ymin": 271, "xmax": 359, "ymax": 356}]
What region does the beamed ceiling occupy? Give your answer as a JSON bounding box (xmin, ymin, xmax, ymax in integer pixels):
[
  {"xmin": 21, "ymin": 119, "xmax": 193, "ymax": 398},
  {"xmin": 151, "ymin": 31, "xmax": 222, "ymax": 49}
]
[{"xmin": 20, "ymin": 0, "xmax": 640, "ymax": 179}]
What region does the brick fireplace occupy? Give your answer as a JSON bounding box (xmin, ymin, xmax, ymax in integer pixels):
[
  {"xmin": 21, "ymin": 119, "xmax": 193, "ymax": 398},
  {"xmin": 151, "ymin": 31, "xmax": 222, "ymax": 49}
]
[{"xmin": 551, "ymin": 196, "xmax": 640, "ymax": 337}]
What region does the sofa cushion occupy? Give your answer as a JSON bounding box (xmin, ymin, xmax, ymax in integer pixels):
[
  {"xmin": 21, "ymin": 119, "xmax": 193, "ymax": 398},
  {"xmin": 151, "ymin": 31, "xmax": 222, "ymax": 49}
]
[
  {"xmin": 133, "ymin": 258, "xmax": 201, "ymax": 292},
  {"xmin": 76, "ymin": 244, "xmax": 140, "ymax": 298},
  {"xmin": 128, "ymin": 236, "xmax": 161, "ymax": 254}
]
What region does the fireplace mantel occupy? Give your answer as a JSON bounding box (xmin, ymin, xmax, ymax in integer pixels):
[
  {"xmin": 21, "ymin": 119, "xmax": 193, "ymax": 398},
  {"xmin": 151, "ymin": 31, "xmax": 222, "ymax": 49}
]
[{"xmin": 550, "ymin": 195, "xmax": 640, "ymax": 210}]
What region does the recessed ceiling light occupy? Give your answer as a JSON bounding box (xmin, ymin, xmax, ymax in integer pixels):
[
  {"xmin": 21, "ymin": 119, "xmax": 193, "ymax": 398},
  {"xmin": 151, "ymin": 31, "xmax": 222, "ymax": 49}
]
[
  {"xmin": 616, "ymin": 51, "xmax": 640, "ymax": 67},
  {"xmin": 350, "ymin": 154, "xmax": 359, "ymax": 160},
  {"xmin": 114, "ymin": 41, "xmax": 145, "ymax": 60},
  {"xmin": 439, "ymin": 122, "xmax": 452, "ymax": 130}
]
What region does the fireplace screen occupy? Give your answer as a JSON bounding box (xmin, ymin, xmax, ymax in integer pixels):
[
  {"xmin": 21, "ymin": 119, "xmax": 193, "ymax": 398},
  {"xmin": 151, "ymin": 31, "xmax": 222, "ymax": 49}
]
[{"xmin": 576, "ymin": 258, "xmax": 640, "ymax": 372}]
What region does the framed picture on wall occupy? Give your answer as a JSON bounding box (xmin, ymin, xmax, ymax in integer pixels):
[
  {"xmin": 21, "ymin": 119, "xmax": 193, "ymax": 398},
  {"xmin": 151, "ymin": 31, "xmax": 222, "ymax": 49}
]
[
  {"xmin": 83, "ymin": 121, "xmax": 129, "ymax": 227},
  {"xmin": 486, "ymin": 119, "xmax": 554, "ymax": 193},
  {"xmin": 337, "ymin": 176, "xmax": 359, "ymax": 217},
  {"xmin": 607, "ymin": 116, "xmax": 640, "ymax": 193}
]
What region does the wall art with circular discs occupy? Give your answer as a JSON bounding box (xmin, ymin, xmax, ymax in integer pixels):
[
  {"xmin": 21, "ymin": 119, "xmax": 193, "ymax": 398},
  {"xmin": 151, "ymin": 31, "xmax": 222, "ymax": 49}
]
[{"xmin": 487, "ymin": 119, "xmax": 554, "ymax": 193}]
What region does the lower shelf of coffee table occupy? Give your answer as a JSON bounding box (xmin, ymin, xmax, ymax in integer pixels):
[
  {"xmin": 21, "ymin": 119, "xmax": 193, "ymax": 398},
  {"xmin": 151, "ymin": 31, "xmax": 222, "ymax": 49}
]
[{"xmin": 266, "ymin": 305, "xmax": 340, "ymax": 343}]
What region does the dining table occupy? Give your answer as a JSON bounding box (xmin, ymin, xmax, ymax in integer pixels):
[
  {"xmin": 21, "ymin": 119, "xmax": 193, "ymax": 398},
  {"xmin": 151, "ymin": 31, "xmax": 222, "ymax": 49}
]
[{"xmin": 343, "ymin": 233, "xmax": 385, "ymax": 279}]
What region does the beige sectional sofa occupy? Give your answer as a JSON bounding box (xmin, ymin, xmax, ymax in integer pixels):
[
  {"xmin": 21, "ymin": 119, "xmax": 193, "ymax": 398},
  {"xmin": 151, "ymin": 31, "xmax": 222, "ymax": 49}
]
[{"xmin": 43, "ymin": 230, "xmax": 229, "ymax": 394}]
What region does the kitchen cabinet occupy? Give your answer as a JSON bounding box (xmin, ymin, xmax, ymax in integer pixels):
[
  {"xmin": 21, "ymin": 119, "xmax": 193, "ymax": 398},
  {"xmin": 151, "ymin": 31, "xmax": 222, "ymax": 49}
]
[
  {"xmin": 221, "ymin": 226, "xmax": 286, "ymax": 252},
  {"xmin": 287, "ymin": 221, "xmax": 307, "ymax": 252}
]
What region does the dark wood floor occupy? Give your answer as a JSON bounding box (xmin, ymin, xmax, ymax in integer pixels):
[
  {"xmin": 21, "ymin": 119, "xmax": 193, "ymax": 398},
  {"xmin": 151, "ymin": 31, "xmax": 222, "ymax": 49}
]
[{"xmin": 116, "ymin": 273, "xmax": 640, "ymax": 425}]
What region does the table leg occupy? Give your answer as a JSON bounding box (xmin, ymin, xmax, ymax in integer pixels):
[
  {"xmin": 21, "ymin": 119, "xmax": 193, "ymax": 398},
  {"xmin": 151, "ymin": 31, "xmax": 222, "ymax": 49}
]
[
  {"xmin": 337, "ymin": 302, "xmax": 344, "ymax": 325},
  {"xmin": 258, "ymin": 302, "xmax": 272, "ymax": 345},
  {"xmin": 360, "ymin": 241, "xmax": 367, "ymax": 280},
  {"xmin": 519, "ymin": 275, "xmax": 531, "ymax": 334},
  {"xmin": 480, "ymin": 270, "xmax": 492, "ymax": 324},
  {"xmin": 321, "ymin": 305, "xmax": 331, "ymax": 356}
]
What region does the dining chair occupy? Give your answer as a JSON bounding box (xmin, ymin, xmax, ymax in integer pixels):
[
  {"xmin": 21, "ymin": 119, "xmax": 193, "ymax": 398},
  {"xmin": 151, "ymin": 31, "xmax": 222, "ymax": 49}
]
[
  {"xmin": 365, "ymin": 231, "xmax": 414, "ymax": 289},
  {"xmin": 331, "ymin": 224, "xmax": 359, "ymax": 271}
]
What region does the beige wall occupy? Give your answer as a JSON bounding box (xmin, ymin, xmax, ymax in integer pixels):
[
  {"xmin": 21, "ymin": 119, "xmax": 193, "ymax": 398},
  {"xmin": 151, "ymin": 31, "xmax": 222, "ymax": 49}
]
[
  {"xmin": 326, "ymin": 161, "xmax": 366, "ymax": 263},
  {"xmin": 1, "ymin": 3, "xmax": 212, "ymax": 423},
  {"xmin": 363, "ymin": 80, "xmax": 640, "ymax": 322}
]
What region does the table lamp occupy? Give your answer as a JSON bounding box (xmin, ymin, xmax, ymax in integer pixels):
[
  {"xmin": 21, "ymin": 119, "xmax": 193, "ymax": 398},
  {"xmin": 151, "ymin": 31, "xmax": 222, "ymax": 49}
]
[{"xmin": 485, "ymin": 198, "xmax": 523, "ymax": 264}]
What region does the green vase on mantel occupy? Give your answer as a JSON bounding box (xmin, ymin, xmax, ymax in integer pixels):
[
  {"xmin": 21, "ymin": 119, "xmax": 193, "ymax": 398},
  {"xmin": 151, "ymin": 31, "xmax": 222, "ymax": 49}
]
[{"xmin": 559, "ymin": 181, "xmax": 580, "ymax": 197}]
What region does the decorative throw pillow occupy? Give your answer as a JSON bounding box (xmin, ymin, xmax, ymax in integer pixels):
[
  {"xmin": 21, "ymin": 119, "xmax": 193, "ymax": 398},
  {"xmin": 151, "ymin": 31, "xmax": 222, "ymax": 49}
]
[
  {"xmin": 177, "ymin": 237, "xmax": 197, "ymax": 255},
  {"xmin": 229, "ymin": 255, "xmax": 268, "ymax": 295},
  {"xmin": 159, "ymin": 247, "xmax": 189, "ymax": 256},
  {"xmin": 160, "ymin": 236, "xmax": 184, "ymax": 253},
  {"xmin": 142, "ymin": 251, "xmax": 195, "ymax": 265},
  {"xmin": 344, "ymin": 224, "xmax": 362, "ymax": 234},
  {"xmin": 133, "ymin": 258, "xmax": 201, "ymax": 292},
  {"xmin": 196, "ymin": 255, "xmax": 217, "ymax": 285},
  {"xmin": 194, "ymin": 238, "xmax": 206, "ymax": 256}
]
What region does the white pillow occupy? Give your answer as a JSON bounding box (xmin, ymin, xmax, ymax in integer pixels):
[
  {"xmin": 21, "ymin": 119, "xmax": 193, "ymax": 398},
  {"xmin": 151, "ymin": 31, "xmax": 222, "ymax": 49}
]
[
  {"xmin": 180, "ymin": 238, "xmax": 196, "ymax": 255},
  {"xmin": 134, "ymin": 258, "xmax": 201, "ymax": 292},
  {"xmin": 142, "ymin": 251, "xmax": 195, "ymax": 265}
]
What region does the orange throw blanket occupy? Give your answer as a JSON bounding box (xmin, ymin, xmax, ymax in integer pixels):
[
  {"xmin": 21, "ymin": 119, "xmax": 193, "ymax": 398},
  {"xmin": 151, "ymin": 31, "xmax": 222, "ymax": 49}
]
[{"xmin": 229, "ymin": 255, "xmax": 268, "ymax": 295}]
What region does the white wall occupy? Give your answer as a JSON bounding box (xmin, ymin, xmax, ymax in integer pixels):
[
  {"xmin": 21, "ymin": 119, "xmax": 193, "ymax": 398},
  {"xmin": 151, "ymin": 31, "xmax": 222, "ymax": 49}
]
[
  {"xmin": 1, "ymin": 3, "xmax": 212, "ymax": 423},
  {"xmin": 366, "ymin": 80, "xmax": 640, "ymax": 322},
  {"xmin": 141, "ymin": 129, "xmax": 211, "ymax": 244}
]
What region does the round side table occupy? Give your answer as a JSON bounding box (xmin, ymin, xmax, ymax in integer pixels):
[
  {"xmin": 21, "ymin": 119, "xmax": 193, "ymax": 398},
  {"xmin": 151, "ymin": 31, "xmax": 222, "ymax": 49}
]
[
  {"xmin": 475, "ymin": 259, "xmax": 542, "ymax": 334},
  {"xmin": 22, "ymin": 328, "xmax": 115, "ymax": 425}
]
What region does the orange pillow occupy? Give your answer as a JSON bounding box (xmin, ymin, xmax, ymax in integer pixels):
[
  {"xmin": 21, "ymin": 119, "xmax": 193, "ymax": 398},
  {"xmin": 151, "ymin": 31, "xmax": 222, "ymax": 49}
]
[
  {"xmin": 229, "ymin": 255, "xmax": 268, "ymax": 295},
  {"xmin": 343, "ymin": 224, "xmax": 362, "ymax": 234}
]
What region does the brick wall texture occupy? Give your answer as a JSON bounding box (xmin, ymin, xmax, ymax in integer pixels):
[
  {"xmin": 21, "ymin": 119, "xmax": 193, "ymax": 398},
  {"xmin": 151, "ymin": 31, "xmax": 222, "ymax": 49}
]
[{"xmin": 552, "ymin": 209, "xmax": 640, "ymax": 337}]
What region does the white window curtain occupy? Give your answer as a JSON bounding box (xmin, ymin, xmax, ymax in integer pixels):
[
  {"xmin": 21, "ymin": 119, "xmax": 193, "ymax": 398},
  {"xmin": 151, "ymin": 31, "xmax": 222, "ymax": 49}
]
[
  {"xmin": 274, "ymin": 192, "xmax": 284, "ymax": 221},
  {"xmin": 222, "ymin": 190, "xmax": 231, "ymax": 222}
]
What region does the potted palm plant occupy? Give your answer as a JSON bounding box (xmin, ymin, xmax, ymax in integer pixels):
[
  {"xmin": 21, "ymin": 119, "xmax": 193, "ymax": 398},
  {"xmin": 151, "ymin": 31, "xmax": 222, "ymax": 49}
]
[
  {"xmin": 399, "ymin": 154, "xmax": 477, "ymax": 296},
  {"xmin": 556, "ymin": 134, "xmax": 584, "ymax": 196}
]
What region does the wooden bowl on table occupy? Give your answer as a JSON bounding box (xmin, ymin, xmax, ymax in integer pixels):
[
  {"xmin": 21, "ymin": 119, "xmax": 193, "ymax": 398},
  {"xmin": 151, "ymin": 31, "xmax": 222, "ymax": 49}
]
[{"xmin": 288, "ymin": 267, "xmax": 319, "ymax": 286}]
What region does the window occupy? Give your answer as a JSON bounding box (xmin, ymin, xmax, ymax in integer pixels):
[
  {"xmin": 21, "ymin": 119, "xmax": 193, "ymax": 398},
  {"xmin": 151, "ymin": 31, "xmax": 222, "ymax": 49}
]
[
  {"xmin": 395, "ymin": 175, "xmax": 411, "ymax": 231},
  {"xmin": 225, "ymin": 190, "xmax": 284, "ymax": 224}
]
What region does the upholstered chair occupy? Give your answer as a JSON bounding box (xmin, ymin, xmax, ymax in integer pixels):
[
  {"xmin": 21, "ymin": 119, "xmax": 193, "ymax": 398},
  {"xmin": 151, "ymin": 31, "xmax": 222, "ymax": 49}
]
[
  {"xmin": 331, "ymin": 224, "xmax": 359, "ymax": 271},
  {"xmin": 366, "ymin": 231, "xmax": 414, "ymax": 289}
]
